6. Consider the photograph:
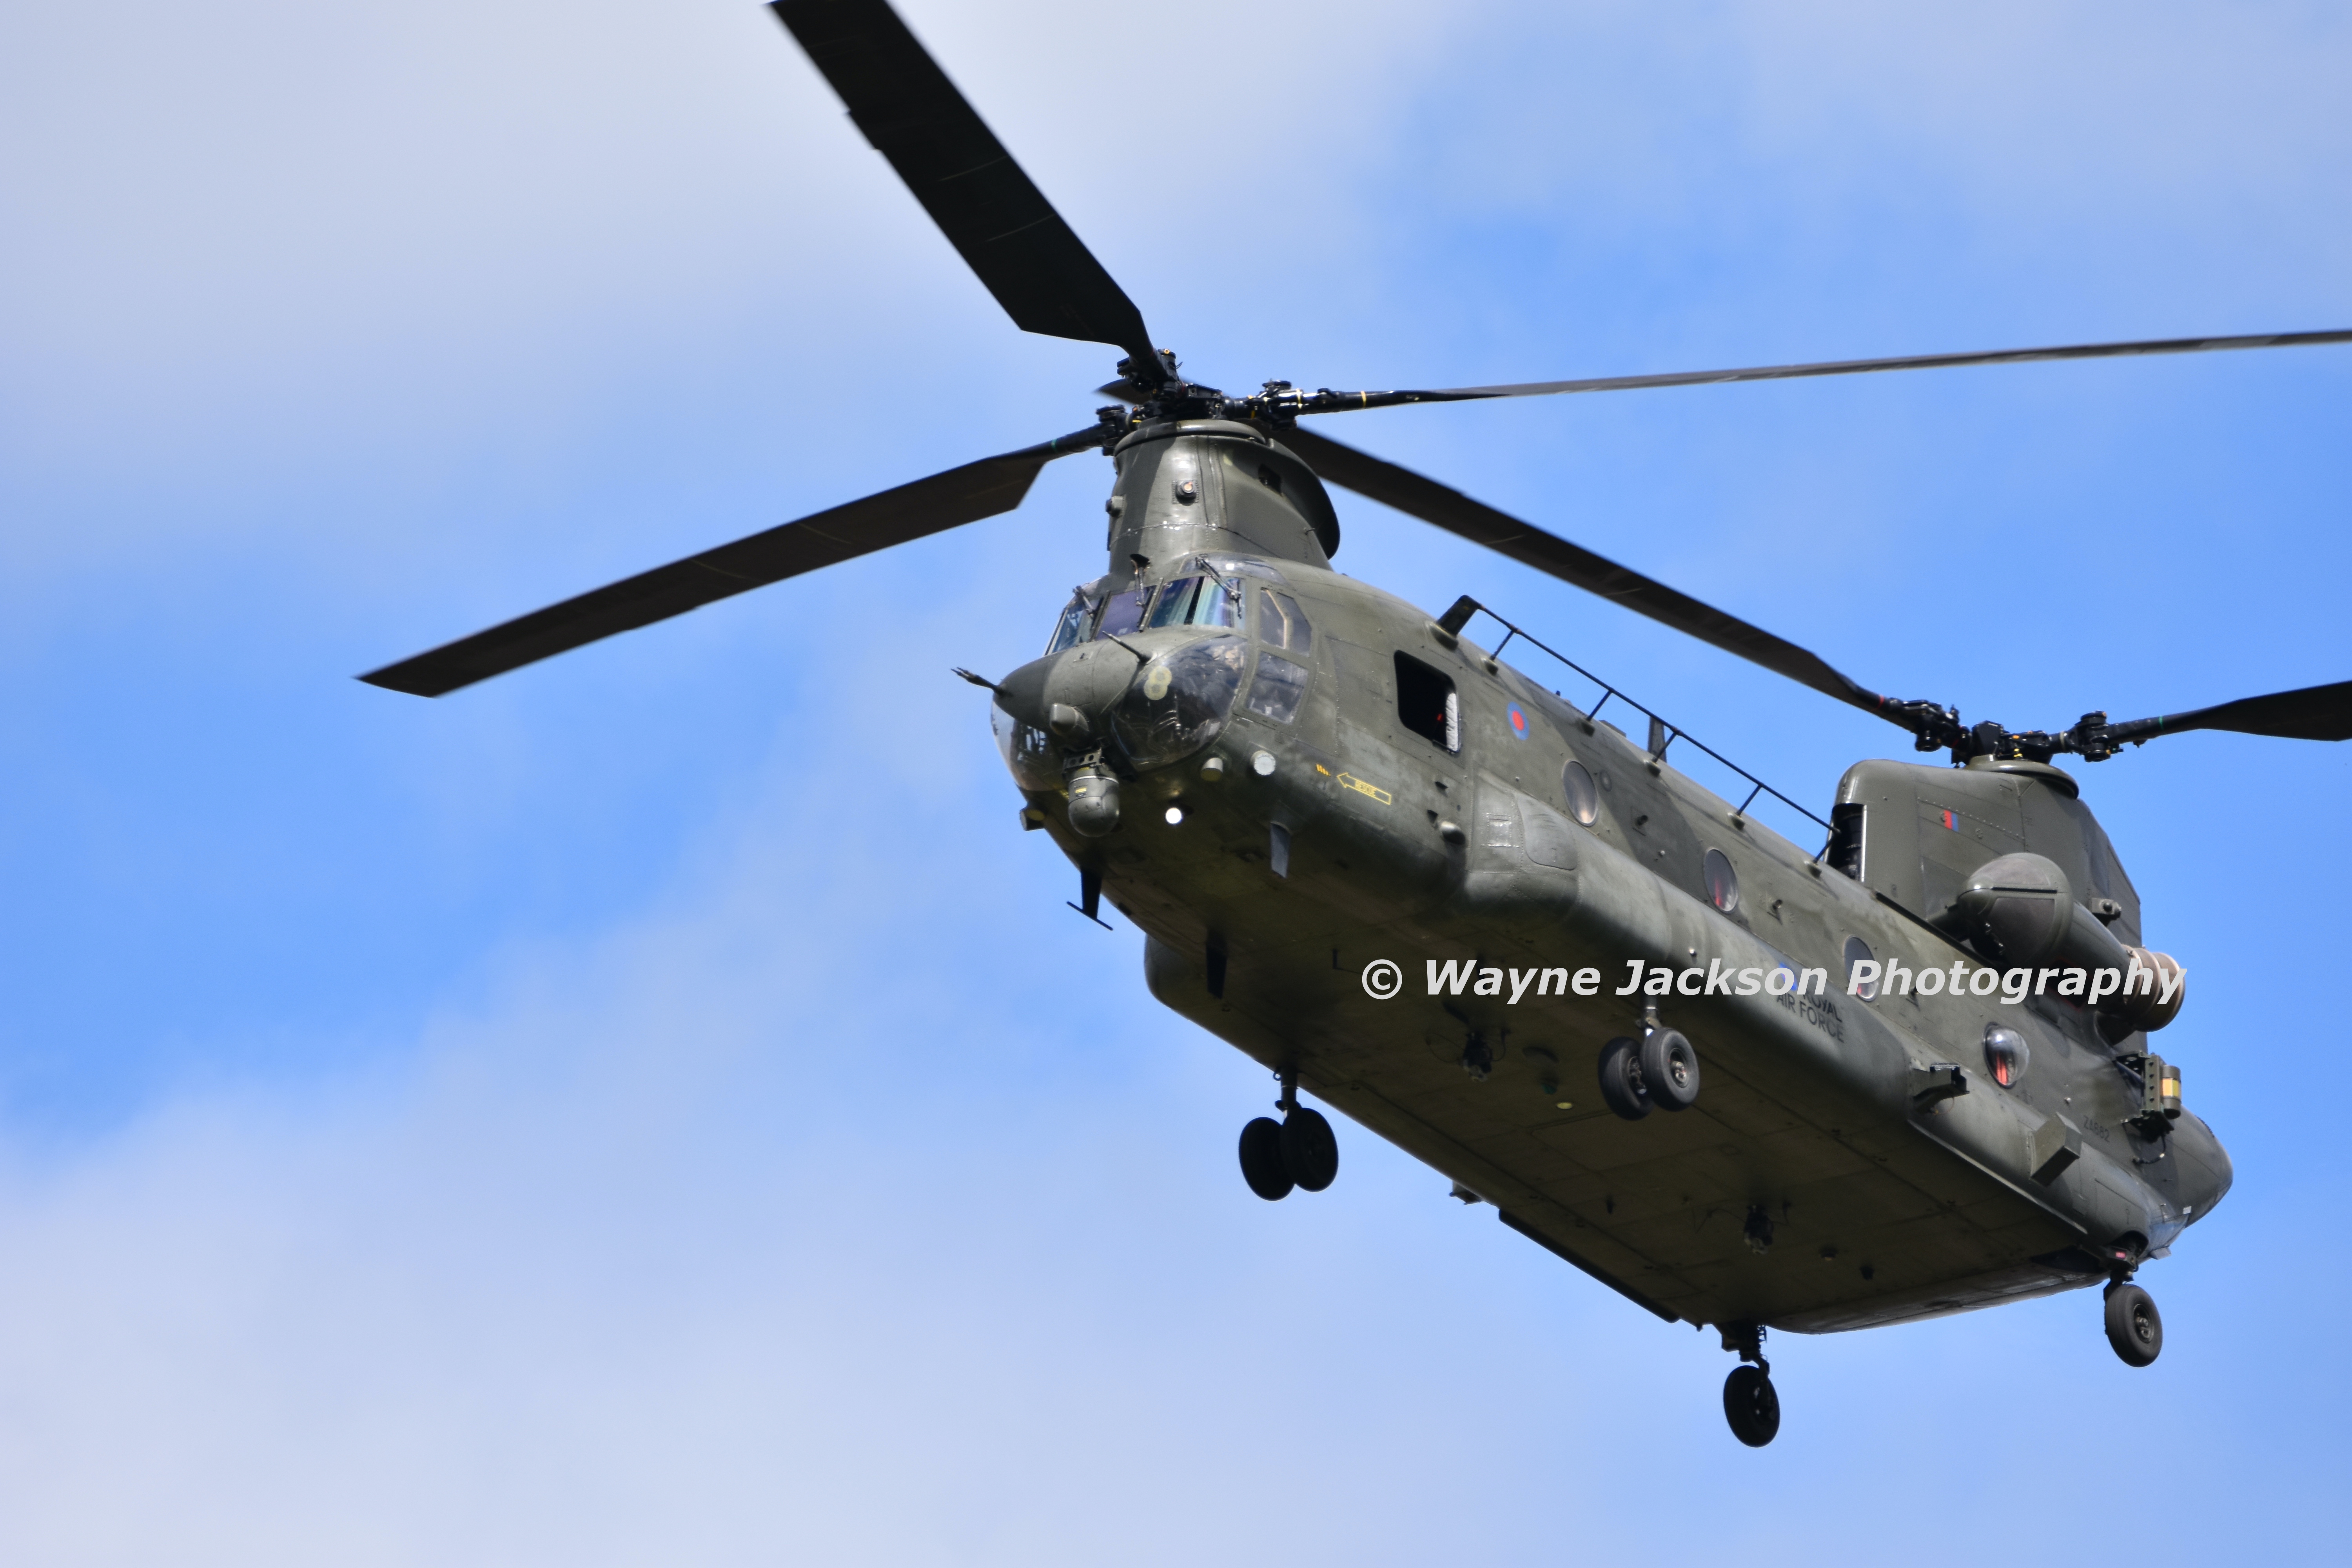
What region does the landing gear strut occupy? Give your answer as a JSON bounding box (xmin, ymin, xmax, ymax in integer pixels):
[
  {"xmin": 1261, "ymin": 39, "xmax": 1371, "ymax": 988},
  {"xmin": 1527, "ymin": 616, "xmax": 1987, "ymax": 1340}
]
[
  {"xmin": 1720, "ymin": 1322, "xmax": 1781, "ymax": 1448},
  {"xmin": 1238, "ymin": 1065, "xmax": 1339, "ymax": 1201}
]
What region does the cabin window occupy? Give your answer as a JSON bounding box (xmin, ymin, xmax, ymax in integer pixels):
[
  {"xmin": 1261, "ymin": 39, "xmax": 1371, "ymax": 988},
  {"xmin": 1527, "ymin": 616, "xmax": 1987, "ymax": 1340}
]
[
  {"xmin": 1561, "ymin": 760, "xmax": 1599, "ymax": 825},
  {"xmin": 1245, "ymin": 653, "xmax": 1308, "ymax": 724},
  {"xmin": 1984, "ymin": 1025, "xmax": 2029, "ymax": 1089},
  {"xmin": 1843, "ymin": 936, "xmax": 1877, "ymax": 1000},
  {"xmin": 1095, "ymin": 583, "xmax": 1153, "ymax": 640},
  {"xmin": 1704, "ymin": 847, "xmax": 1740, "ymax": 913},
  {"xmin": 1394, "ymin": 653, "xmax": 1459, "ymax": 753},
  {"xmin": 1261, "ymin": 590, "xmax": 1313, "ymax": 653},
  {"xmin": 1144, "ymin": 575, "xmax": 1241, "ymax": 631},
  {"xmin": 1045, "ymin": 592, "xmax": 1093, "ymax": 655}
]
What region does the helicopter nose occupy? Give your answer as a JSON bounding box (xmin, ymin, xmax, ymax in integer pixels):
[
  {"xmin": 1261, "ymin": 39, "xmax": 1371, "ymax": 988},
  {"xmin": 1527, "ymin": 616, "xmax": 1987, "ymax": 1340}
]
[
  {"xmin": 991, "ymin": 646, "xmax": 1143, "ymax": 838},
  {"xmin": 993, "ymin": 633, "xmax": 1247, "ymax": 784},
  {"xmin": 991, "ymin": 656, "xmax": 1054, "ymax": 733},
  {"xmin": 993, "ymin": 643, "xmax": 1138, "ymax": 737}
]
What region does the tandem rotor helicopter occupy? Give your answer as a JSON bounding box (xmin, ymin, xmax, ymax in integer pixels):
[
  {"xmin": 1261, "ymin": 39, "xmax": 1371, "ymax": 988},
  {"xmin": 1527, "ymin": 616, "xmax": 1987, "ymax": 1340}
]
[{"xmin": 363, "ymin": 0, "xmax": 2352, "ymax": 1446}]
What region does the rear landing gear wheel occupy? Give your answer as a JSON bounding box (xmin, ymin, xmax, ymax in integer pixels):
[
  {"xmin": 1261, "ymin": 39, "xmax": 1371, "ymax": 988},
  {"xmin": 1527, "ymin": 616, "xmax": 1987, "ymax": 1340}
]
[
  {"xmin": 2103, "ymin": 1281, "xmax": 2162, "ymax": 1367},
  {"xmin": 1281, "ymin": 1107, "xmax": 1339, "ymax": 1192},
  {"xmin": 1597, "ymin": 1037, "xmax": 1650, "ymax": 1121},
  {"xmin": 1723, "ymin": 1365, "xmax": 1780, "ymax": 1447},
  {"xmin": 1239, "ymin": 1116, "xmax": 1293, "ymax": 1201}
]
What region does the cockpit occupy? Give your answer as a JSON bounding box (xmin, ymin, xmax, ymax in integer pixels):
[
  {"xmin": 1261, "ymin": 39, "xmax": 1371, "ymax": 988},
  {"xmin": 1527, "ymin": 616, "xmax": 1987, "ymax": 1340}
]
[
  {"xmin": 1044, "ymin": 557, "xmax": 1289, "ymax": 654},
  {"xmin": 1005, "ymin": 557, "xmax": 1319, "ymax": 787}
]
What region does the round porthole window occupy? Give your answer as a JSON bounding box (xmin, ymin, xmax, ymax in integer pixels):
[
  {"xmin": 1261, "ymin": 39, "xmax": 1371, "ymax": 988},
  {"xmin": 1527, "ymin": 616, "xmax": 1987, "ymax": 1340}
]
[
  {"xmin": 1843, "ymin": 936, "xmax": 1877, "ymax": 1000},
  {"xmin": 1703, "ymin": 847, "xmax": 1740, "ymax": 913},
  {"xmin": 1984, "ymin": 1025, "xmax": 2029, "ymax": 1089},
  {"xmin": 1561, "ymin": 759, "xmax": 1599, "ymax": 825}
]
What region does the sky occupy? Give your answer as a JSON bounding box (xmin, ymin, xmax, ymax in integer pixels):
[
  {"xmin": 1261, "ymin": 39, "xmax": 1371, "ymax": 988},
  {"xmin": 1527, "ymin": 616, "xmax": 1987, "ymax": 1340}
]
[{"xmin": 3, "ymin": 1, "xmax": 2349, "ymax": 1562}]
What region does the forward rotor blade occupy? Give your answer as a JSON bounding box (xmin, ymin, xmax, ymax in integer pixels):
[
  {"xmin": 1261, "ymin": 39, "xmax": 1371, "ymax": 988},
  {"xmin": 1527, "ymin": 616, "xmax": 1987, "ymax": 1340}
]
[
  {"xmin": 1298, "ymin": 328, "xmax": 2352, "ymax": 413},
  {"xmin": 2110, "ymin": 678, "xmax": 2352, "ymax": 746},
  {"xmin": 1281, "ymin": 425, "xmax": 1905, "ymax": 725},
  {"xmin": 772, "ymin": 0, "xmax": 1158, "ymax": 376},
  {"xmin": 360, "ymin": 428, "xmax": 1102, "ymax": 698}
]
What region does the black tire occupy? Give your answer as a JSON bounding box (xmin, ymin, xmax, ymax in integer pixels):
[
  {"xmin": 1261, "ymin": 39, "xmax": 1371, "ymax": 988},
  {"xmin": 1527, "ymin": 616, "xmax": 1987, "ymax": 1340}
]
[
  {"xmin": 1723, "ymin": 1365, "xmax": 1780, "ymax": 1447},
  {"xmin": 2104, "ymin": 1281, "xmax": 2162, "ymax": 1367},
  {"xmin": 1239, "ymin": 1117, "xmax": 1294, "ymax": 1201},
  {"xmin": 1281, "ymin": 1107, "xmax": 1340, "ymax": 1192},
  {"xmin": 1639, "ymin": 1028, "xmax": 1701, "ymax": 1112},
  {"xmin": 1597, "ymin": 1037, "xmax": 1650, "ymax": 1120}
]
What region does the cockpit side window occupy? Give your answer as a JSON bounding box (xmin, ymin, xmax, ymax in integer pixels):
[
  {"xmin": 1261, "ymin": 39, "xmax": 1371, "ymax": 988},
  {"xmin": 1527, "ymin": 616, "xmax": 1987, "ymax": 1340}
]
[
  {"xmin": 1045, "ymin": 592, "xmax": 1093, "ymax": 655},
  {"xmin": 1261, "ymin": 590, "xmax": 1312, "ymax": 653}
]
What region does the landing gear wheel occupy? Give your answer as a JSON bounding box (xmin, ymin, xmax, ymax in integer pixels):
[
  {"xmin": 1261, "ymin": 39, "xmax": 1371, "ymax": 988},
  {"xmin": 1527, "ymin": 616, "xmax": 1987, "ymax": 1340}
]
[
  {"xmin": 1723, "ymin": 1365, "xmax": 1780, "ymax": 1447},
  {"xmin": 1639, "ymin": 1028, "xmax": 1701, "ymax": 1111},
  {"xmin": 2103, "ymin": 1281, "xmax": 2162, "ymax": 1367},
  {"xmin": 1280, "ymin": 1107, "xmax": 1339, "ymax": 1192},
  {"xmin": 1239, "ymin": 1116, "xmax": 1293, "ymax": 1201},
  {"xmin": 1597, "ymin": 1037, "xmax": 1650, "ymax": 1121}
]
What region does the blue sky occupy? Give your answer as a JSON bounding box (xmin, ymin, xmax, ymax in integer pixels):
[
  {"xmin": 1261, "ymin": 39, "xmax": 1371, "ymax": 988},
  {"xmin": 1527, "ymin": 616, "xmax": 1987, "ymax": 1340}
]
[{"xmin": 4, "ymin": 2, "xmax": 2349, "ymax": 1561}]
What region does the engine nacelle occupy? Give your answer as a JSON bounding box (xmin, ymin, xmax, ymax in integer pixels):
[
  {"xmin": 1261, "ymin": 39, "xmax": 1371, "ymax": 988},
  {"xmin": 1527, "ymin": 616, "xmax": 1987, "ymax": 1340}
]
[
  {"xmin": 1942, "ymin": 853, "xmax": 2184, "ymax": 1031},
  {"xmin": 1942, "ymin": 851, "xmax": 2075, "ymax": 967},
  {"xmin": 2109, "ymin": 947, "xmax": 2186, "ymax": 1033}
]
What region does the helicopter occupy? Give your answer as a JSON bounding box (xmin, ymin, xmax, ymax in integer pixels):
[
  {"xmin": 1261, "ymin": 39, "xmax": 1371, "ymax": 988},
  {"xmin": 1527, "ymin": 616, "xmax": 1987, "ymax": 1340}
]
[{"xmin": 358, "ymin": 0, "xmax": 2352, "ymax": 1447}]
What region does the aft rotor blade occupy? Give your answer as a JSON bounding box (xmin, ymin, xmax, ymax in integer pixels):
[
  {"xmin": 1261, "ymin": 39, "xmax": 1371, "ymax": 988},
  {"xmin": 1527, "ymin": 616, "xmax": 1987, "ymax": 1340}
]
[
  {"xmin": 2109, "ymin": 678, "xmax": 2352, "ymax": 746},
  {"xmin": 1280, "ymin": 424, "xmax": 1907, "ymax": 725},
  {"xmin": 772, "ymin": 0, "xmax": 1159, "ymax": 377},
  {"xmin": 1298, "ymin": 328, "xmax": 2352, "ymax": 413},
  {"xmin": 360, "ymin": 428, "xmax": 1102, "ymax": 698}
]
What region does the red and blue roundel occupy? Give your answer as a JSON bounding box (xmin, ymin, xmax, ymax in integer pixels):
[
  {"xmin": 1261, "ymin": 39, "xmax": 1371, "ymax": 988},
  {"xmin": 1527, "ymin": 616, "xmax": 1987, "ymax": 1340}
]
[{"xmin": 1506, "ymin": 703, "xmax": 1530, "ymax": 739}]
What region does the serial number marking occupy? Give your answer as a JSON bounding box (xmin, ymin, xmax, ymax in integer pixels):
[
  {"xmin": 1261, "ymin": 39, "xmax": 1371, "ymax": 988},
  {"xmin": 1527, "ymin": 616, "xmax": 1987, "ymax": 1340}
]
[{"xmin": 1338, "ymin": 773, "xmax": 1392, "ymax": 805}]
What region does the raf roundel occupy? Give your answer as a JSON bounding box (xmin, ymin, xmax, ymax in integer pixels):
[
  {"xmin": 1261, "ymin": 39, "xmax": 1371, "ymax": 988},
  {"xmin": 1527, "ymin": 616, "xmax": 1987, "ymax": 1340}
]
[{"xmin": 1506, "ymin": 702, "xmax": 1530, "ymax": 740}]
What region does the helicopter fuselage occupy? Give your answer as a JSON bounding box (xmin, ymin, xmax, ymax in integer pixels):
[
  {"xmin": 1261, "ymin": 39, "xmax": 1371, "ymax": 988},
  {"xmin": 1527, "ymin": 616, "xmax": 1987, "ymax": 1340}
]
[
  {"xmin": 994, "ymin": 418, "xmax": 2229, "ymax": 1337},
  {"xmin": 336, "ymin": 0, "xmax": 2344, "ymax": 1442}
]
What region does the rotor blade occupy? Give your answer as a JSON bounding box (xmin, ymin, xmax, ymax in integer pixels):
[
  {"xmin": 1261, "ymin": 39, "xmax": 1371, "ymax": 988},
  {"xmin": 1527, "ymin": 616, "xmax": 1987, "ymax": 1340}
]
[
  {"xmin": 1296, "ymin": 328, "xmax": 2352, "ymax": 414},
  {"xmin": 772, "ymin": 0, "xmax": 1159, "ymax": 376},
  {"xmin": 1281, "ymin": 424, "xmax": 1910, "ymax": 725},
  {"xmin": 2109, "ymin": 678, "xmax": 2352, "ymax": 746},
  {"xmin": 360, "ymin": 428, "xmax": 1102, "ymax": 698}
]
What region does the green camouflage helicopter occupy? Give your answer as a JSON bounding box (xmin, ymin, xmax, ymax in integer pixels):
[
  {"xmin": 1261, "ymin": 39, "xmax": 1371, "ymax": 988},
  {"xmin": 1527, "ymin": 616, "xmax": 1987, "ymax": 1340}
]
[{"xmin": 362, "ymin": 0, "xmax": 2352, "ymax": 1446}]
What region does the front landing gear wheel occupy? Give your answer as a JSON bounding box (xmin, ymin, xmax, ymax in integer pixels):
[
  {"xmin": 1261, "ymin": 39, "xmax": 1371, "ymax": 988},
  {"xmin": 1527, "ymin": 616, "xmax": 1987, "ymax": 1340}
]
[
  {"xmin": 2104, "ymin": 1281, "xmax": 2162, "ymax": 1367},
  {"xmin": 1723, "ymin": 1365, "xmax": 1780, "ymax": 1447},
  {"xmin": 1239, "ymin": 1117, "xmax": 1293, "ymax": 1201},
  {"xmin": 1280, "ymin": 1107, "xmax": 1339, "ymax": 1192}
]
